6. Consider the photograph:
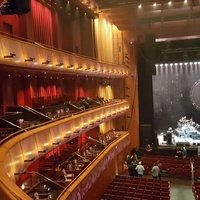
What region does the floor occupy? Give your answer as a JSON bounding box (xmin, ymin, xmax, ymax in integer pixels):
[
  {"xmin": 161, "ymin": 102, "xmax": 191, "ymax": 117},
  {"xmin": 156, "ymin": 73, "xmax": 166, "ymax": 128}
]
[
  {"xmin": 144, "ymin": 174, "xmax": 195, "ymax": 200},
  {"xmin": 168, "ymin": 177, "xmax": 195, "ymax": 200}
]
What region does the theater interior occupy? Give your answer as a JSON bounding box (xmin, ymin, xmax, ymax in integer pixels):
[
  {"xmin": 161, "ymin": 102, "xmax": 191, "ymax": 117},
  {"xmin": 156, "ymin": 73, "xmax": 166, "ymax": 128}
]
[{"xmin": 0, "ymin": 0, "xmax": 200, "ymax": 200}]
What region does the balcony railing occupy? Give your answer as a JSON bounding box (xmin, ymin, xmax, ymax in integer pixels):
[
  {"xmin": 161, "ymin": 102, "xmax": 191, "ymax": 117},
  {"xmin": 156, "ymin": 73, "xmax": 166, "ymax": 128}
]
[{"xmin": 0, "ymin": 32, "xmax": 128, "ymax": 78}]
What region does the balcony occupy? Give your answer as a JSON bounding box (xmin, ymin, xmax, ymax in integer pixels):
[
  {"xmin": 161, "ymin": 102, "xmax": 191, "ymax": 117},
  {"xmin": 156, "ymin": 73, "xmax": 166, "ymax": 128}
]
[{"xmin": 0, "ymin": 33, "xmax": 128, "ymax": 78}]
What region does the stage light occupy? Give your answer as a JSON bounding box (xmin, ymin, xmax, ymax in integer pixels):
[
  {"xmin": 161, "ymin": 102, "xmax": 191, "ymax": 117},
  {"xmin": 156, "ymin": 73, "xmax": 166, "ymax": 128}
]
[
  {"xmin": 165, "ymin": 64, "xmax": 168, "ymax": 67},
  {"xmin": 170, "ymin": 63, "xmax": 173, "ymax": 66},
  {"xmin": 180, "ymin": 63, "xmax": 183, "ymax": 66},
  {"xmin": 175, "ymin": 63, "xmax": 178, "ymax": 66},
  {"xmin": 190, "ymin": 62, "xmax": 193, "ymax": 65},
  {"xmin": 184, "ymin": 62, "xmax": 188, "ymax": 65},
  {"xmin": 160, "ymin": 64, "xmax": 163, "ymax": 67},
  {"xmin": 138, "ymin": 4, "xmax": 142, "ymax": 9},
  {"xmin": 155, "ymin": 64, "xmax": 158, "ymax": 67},
  {"xmin": 184, "ymin": 0, "xmax": 188, "ymax": 4},
  {"xmin": 153, "ymin": 2, "xmax": 157, "ymax": 7}
]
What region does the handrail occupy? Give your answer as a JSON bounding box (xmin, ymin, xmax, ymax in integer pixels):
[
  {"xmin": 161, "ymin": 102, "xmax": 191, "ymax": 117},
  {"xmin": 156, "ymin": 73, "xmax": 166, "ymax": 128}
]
[
  {"xmin": 0, "ymin": 31, "xmax": 123, "ymax": 66},
  {"xmin": 0, "ymin": 131, "xmax": 129, "ymax": 200},
  {"xmin": 57, "ymin": 132, "xmax": 130, "ymax": 199},
  {"xmin": 0, "ymin": 99, "xmax": 127, "ymax": 145},
  {"xmin": 28, "ymin": 171, "xmax": 65, "ymax": 189},
  {"xmin": 0, "ymin": 32, "xmax": 128, "ymax": 79}
]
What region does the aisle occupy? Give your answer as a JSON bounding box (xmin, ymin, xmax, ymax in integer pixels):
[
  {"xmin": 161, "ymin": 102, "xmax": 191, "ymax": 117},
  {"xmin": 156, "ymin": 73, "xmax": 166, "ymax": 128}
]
[{"xmin": 166, "ymin": 178, "xmax": 194, "ymax": 200}]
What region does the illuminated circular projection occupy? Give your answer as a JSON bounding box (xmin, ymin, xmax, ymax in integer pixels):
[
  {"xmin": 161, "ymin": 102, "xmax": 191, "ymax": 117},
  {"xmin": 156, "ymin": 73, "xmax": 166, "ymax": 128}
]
[{"xmin": 190, "ymin": 80, "xmax": 200, "ymax": 110}]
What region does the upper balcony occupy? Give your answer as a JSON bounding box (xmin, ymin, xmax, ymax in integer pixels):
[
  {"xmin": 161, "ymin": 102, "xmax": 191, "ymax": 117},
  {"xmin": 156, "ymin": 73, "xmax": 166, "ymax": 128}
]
[{"xmin": 0, "ymin": 33, "xmax": 128, "ymax": 78}]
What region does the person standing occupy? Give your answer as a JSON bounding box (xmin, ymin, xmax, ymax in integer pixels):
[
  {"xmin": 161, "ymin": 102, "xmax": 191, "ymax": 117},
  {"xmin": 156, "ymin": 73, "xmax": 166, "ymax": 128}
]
[
  {"xmin": 151, "ymin": 163, "xmax": 160, "ymax": 179},
  {"xmin": 135, "ymin": 161, "xmax": 145, "ymax": 177},
  {"xmin": 182, "ymin": 146, "xmax": 187, "ymax": 158}
]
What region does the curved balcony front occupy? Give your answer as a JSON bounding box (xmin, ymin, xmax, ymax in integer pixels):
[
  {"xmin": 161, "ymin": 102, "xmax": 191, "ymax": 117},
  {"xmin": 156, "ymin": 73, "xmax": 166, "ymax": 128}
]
[
  {"xmin": 0, "ymin": 100, "xmax": 129, "ymax": 199},
  {"xmin": 0, "ymin": 33, "xmax": 128, "ymax": 78}
]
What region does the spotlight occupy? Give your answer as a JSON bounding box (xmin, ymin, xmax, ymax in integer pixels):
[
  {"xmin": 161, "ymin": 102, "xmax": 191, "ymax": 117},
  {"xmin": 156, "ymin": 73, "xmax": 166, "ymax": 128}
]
[
  {"xmin": 138, "ymin": 4, "xmax": 142, "ymax": 9},
  {"xmin": 153, "ymin": 2, "xmax": 157, "ymax": 7},
  {"xmin": 184, "ymin": 0, "xmax": 188, "ymax": 4}
]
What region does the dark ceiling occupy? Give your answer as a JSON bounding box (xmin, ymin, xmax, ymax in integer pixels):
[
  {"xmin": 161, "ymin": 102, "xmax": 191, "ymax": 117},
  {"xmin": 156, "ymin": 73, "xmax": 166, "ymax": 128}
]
[{"xmin": 95, "ymin": 0, "xmax": 200, "ymax": 41}]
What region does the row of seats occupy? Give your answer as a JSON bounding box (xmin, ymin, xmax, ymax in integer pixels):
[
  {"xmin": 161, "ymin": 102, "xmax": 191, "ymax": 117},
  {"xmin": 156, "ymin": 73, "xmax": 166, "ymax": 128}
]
[
  {"xmin": 100, "ymin": 175, "xmax": 170, "ymax": 200},
  {"xmin": 192, "ymin": 156, "xmax": 200, "ymax": 180},
  {"xmin": 140, "ymin": 155, "xmax": 191, "ymax": 179},
  {"xmin": 192, "ymin": 182, "xmax": 200, "ymax": 200}
]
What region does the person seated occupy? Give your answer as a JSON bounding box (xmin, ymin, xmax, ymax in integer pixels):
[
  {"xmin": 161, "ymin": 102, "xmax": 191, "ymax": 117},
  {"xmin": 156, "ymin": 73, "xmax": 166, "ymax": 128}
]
[{"xmin": 146, "ymin": 144, "xmax": 153, "ymax": 152}]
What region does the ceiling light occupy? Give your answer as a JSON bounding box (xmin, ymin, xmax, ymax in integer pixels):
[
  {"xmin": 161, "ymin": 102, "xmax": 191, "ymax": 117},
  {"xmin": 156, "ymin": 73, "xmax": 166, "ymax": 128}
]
[
  {"xmin": 138, "ymin": 4, "xmax": 142, "ymax": 9},
  {"xmin": 184, "ymin": 0, "xmax": 188, "ymax": 4},
  {"xmin": 168, "ymin": 1, "xmax": 172, "ymax": 6},
  {"xmin": 153, "ymin": 2, "xmax": 157, "ymax": 7}
]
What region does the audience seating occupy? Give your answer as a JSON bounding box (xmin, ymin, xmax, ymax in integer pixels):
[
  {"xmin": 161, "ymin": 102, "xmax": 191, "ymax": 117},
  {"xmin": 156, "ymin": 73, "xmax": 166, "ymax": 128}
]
[
  {"xmin": 140, "ymin": 155, "xmax": 191, "ymax": 179},
  {"xmin": 100, "ymin": 175, "xmax": 170, "ymax": 200},
  {"xmin": 192, "ymin": 182, "xmax": 200, "ymax": 200},
  {"xmin": 193, "ymin": 155, "xmax": 200, "ymax": 180}
]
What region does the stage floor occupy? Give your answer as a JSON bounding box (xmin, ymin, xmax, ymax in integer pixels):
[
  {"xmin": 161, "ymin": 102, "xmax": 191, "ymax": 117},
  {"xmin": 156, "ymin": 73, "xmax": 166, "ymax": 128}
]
[{"xmin": 157, "ymin": 132, "xmax": 200, "ymax": 148}]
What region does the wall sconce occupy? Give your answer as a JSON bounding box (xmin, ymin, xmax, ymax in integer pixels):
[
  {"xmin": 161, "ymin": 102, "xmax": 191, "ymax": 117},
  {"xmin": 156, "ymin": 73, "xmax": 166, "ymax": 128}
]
[
  {"xmin": 64, "ymin": 135, "xmax": 71, "ymax": 139},
  {"xmin": 85, "ymin": 67, "xmax": 90, "ymax": 71},
  {"xmin": 96, "ymin": 118, "xmax": 101, "ymax": 122},
  {"xmin": 77, "ymin": 66, "xmax": 83, "ymax": 70},
  {"xmin": 52, "ymin": 141, "xmax": 60, "ymax": 145},
  {"xmin": 4, "ymin": 52, "xmax": 16, "ymax": 58},
  {"xmin": 14, "ymin": 168, "xmax": 26, "ymax": 175},
  {"xmin": 42, "ymin": 60, "xmax": 51, "ymax": 64},
  {"xmin": 90, "ymin": 120, "xmax": 95, "ymax": 125},
  {"xmin": 68, "ymin": 64, "xmax": 74, "ymax": 69},
  {"xmin": 56, "ymin": 62, "xmax": 63, "ymax": 67},
  {"xmin": 38, "ymin": 149, "xmax": 47, "ymax": 153},
  {"xmin": 24, "ymin": 157, "xmax": 35, "ymax": 162},
  {"xmin": 82, "ymin": 122, "xmax": 88, "ymax": 129},
  {"xmin": 25, "ymin": 57, "xmax": 35, "ymax": 62}
]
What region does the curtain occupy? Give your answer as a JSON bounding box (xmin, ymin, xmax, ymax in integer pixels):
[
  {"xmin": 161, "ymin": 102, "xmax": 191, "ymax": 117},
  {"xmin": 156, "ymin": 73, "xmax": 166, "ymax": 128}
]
[
  {"xmin": 31, "ymin": 0, "xmax": 53, "ymax": 46},
  {"xmin": 94, "ymin": 14, "xmax": 123, "ymax": 64},
  {"xmin": 99, "ymin": 120, "xmax": 114, "ymax": 135},
  {"xmin": 98, "ymin": 85, "xmax": 114, "ymax": 100}
]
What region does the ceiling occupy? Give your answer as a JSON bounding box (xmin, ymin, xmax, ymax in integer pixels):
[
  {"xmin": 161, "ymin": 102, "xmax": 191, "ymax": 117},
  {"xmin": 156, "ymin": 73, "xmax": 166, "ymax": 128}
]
[{"xmin": 95, "ymin": 0, "xmax": 200, "ymax": 41}]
